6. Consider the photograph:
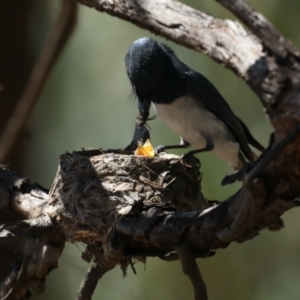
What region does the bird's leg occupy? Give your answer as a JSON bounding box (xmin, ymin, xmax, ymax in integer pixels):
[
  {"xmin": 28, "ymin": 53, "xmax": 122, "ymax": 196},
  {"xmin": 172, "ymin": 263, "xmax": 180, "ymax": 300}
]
[
  {"xmin": 154, "ymin": 138, "xmax": 190, "ymax": 154},
  {"xmin": 155, "ymin": 139, "xmax": 213, "ymax": 169},
  {"xmin": 155, "ymin": 138, "xmax": 214, "ymax": 157},
  {"xmin": 221, "ymin": 162, "xmax": 254, "ymax": 186},
  {"xmin": 181, "ymin": 141, "xmax": 213, "ymax": 168},
  {"xmin": 221, "ymin": 135, "xmax": 274, "ymax": 186},
  {"xmin": 184, "ymin": 140, "xmax": 214, "ymax": 157}
]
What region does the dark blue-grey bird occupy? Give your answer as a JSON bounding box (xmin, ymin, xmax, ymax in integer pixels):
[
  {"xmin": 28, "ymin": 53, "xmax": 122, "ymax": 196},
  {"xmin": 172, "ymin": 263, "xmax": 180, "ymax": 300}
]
[{"xmin": 125, "ymin": 37, "xmax": 265, "ymax": 170}]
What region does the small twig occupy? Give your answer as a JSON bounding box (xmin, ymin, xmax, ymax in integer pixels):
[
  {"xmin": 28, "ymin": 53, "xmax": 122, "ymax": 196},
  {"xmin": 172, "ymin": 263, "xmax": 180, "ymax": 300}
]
[
  {"xmin": 139, "ymin": 175, "xmax": 164, "ymax": 189},
  {"xmin": 129, "ymin": 260, "xmax": 137, "ymax": 275},
  {"xmin": 141, "ymin": 163, "xmax": 160, "ymax": 177},
  {"xmin": 0, "ymin": 0, "xmax": 78, "ymax": 163},
  {"xmin": 176, "ymin": 243, "xmax": 208, "ymax": 300},
  {"xmin": 77, "ymin": 265, "xmax": 108, "ymax": 300},
  {"xmin": 141, "ymin": 163, "xmax": 176, "ymax": 188}
]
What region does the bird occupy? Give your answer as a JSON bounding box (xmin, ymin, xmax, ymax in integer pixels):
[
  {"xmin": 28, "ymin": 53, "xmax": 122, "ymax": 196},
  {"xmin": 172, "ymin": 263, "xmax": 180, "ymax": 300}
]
[
  {"xmin": 124, "ymin": 37, "xmax": 265, "ymax": 170},
  {"xmin": 124, "ymin": 121, "xmax": 150, "ymax": 152}
]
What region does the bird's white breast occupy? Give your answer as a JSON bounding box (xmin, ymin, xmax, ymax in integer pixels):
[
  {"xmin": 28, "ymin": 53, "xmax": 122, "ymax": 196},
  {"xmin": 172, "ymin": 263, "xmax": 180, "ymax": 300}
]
[{"xmin": 153, "ymin": 96, "xmax": 240, "ymax": 167}]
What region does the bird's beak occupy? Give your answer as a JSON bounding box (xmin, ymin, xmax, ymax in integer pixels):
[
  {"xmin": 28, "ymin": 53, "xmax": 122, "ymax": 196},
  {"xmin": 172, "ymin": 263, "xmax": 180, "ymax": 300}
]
[{"xmin": 138, "ymin": 98, "xmax": 151, "ymax": 122}]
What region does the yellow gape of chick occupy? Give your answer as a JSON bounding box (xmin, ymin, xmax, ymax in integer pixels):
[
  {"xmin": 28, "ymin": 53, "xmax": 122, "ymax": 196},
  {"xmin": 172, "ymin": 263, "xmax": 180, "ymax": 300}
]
[{"xmin": 134, "ymin": 139, "xmax": 155, "ymax": 157}]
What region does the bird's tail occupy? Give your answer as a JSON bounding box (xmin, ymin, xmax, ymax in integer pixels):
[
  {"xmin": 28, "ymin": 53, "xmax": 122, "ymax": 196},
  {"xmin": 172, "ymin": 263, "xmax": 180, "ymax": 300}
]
[{"xmin": 238, "ymin": 118, "xmax": 266, "ymax": 153}]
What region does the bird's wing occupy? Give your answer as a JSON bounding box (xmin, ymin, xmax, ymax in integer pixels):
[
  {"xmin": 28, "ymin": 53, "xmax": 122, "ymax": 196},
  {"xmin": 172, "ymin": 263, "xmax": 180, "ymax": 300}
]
[{"xmin": 187, "ymin": 70, "xmax": 257, "ymax": 161}]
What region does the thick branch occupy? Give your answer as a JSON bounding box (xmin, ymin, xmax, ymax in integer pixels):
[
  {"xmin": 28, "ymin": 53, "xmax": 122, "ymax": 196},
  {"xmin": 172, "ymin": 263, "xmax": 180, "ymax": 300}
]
[
  {"xmin": 216, "ymin": 0, "xmax": 300, "ymax": 59},
  {"xmin": 1, "ymin": 143, "xmax": 300, "ymax": 299},
  {"xmin": 0, "ymin": 166, "xmax": 49, "ymax": 218},
  {"xmin": 76, "ymin": 0, "xmax": 300, "ymax": 115},
  {"xmin": 77, "ymin": 0, "xmax": 264, "ymax": 85},
  {"xmin": 50, "ymin": 151, "xmax": 299, "ymax": 252},
  {"xmin": 0, "ymin": 215, "xmax": 57, "ymax": 244},
  {"xmin": 1, "ymin": 148, "xmax": 299, "ymax": 256},
  {"xmin": 0, "ymin": 167, "xmax": 64, "ymax": 299},
  {"xmin": 0, "ymin": 215, "xmax": 64, "ymax": 300},
  {"xmin": 0, "ymin": 240, "xmax": 64, "ymax": 300}
]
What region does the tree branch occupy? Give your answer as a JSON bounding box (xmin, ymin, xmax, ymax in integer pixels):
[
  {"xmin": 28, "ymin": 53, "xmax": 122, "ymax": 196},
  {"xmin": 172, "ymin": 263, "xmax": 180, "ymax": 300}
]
[
  {"xmin": 0, "ymin": 137, "xmax": 299, "ymax": 299},
  {"xmin": 0, "ymin": 240, "xmax": 64, "ymax": 300},
  {"xmin": 1, "ymin": 144, "xmax": 299, "ymax": 298},
  {"xmin": 0, "ymin": 0, "xmax": 78, "ymax": 163},
  {"xmin": 176, "ymin": 243, "xmax": 208, "ymax": 300},
  {"xmin": 0, "ymin": 167, "xmax": 64, "ymax": 299},
  {"xmin": 0, "ymin": 165, "xmax": 49, "ymax": 218},
  {"xmin": 0, "ymin": 215, "xmax": 59, "ymax": 244},
  {"xmin": 77, "ymin": 265, "xmax": 108, "ymax": 300},
  {"xmin": 76, "ymin": 0, "xmax": 300, "ymax": 119},
  {"xmin": 215, "ymin": 0, "xmax": 300, "ymax": 59},
  {"xmin": 2, "ymin": 0, "xmax": 300, "ymax": 299},
  {"xmin": 77, "ymin": 0, "xmax": 264, "ymax": 85}
]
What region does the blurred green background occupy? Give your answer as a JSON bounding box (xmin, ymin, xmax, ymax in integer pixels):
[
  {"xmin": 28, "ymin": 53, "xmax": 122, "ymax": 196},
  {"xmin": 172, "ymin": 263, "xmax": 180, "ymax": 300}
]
[{"xmin": 6, "ymin": 0, "xmax": 300, "ymax": 299}]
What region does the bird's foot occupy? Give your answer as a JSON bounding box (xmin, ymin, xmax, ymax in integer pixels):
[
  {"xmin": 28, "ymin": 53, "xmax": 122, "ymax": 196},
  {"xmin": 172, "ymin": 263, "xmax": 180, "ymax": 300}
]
[
  {"xmin": 221, "ymin": 162, "xmax": 255, "ymax": 186},
  {"xmin": 181, "ymin": 151, "xmax": 201, "ymax": 168},
  {"xmin": 154, "ymin": 145, "xmax": 166, "ymax": 155}
]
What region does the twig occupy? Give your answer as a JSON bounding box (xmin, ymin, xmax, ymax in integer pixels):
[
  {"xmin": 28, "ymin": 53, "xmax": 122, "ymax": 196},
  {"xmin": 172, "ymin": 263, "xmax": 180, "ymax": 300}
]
[
  {"xmin": 0, "ymin": 0, "xmax": 78, "ymax": 163},
  {"xmin": 77, "ymin": 265, "xmax": 108, "ymax": 300},
  {"xmin": 176, "ymin": 243, "xmax": 208, "ymax": 300}
]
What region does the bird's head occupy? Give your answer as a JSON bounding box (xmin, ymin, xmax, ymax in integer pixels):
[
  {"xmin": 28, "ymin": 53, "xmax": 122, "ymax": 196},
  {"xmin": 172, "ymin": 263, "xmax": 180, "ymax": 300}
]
[{"xmin": 125, "ymin": 37, "xmax": 165, "ymax": 121}]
